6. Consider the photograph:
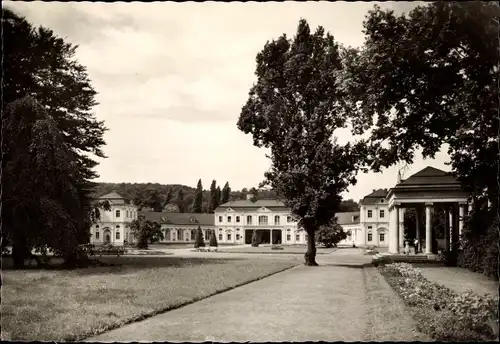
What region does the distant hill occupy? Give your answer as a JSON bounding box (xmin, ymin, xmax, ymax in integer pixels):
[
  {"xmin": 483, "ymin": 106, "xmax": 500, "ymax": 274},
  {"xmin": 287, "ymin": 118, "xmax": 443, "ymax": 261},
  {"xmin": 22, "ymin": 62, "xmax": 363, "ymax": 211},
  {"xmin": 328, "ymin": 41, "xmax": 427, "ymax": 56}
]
[{"xmin": 92, "ymin": 182, "xmax": 358, "ymax": 213}]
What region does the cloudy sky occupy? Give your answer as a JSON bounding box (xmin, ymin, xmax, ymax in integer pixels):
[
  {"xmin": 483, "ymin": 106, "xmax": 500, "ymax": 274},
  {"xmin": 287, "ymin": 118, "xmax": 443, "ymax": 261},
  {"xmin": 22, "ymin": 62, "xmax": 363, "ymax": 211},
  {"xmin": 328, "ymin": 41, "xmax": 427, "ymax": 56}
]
[{"xmin": 7, "ymin": 1, "xmax": 449, "ymax": 202}]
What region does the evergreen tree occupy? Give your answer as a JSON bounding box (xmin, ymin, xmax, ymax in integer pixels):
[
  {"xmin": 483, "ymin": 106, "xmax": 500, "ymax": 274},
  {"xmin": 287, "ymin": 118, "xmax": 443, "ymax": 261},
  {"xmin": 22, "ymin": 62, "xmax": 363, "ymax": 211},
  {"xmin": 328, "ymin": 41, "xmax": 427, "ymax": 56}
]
[
  {"xmin": 209, "ymin": 230, "xmax": 218, "ymax": 247},
  {"xmin": 194, "ymin": 226, "xmax": 205, "ymax": 248},
  {"xmin": 208, "ymin": 180, "xmax": 218, "ymax": 213},
  {"xmin": 192, "ymin": 179, "xmax": 203, "ymax": 213},
  {"xmin": 163, "ymin": 187, "xmax": 173, "ymax": 209},
  {"xmin": 215, "ymin": 186, "xmax": 222, "ymax": 208},
  {"xmin": 221, "ymin": 182, "xmax": 231, "ymax": 204},
  {"xmin": 176, "ymin": 188, "xmax": 185, "ymax": 213}
]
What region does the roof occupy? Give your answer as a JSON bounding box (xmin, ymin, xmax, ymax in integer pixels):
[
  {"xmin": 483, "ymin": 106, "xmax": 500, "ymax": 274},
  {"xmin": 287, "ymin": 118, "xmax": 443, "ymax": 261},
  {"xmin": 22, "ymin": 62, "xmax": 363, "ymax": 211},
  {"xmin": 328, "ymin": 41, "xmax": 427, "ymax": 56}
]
[
  {"xmin": 360, "ymin": 189, "xmax": 389, "ymax": 205},
  {"xmin": 99, "ymin": 191, "xmax": 125, "ymax": 199},
  {"xmin": 215, "ymin": 199, "xmax": 289, "ymax": 212},
  {"xmin": 139, "ymin": 212, "xmax": 214, "ymax": 226},
  {"xmin": 396, "ymin": 166, "xmax": 459, "ymax": 186},
  {"xmin": 335, "ymin": 212, "xmax": 360, "ymax": 225}
]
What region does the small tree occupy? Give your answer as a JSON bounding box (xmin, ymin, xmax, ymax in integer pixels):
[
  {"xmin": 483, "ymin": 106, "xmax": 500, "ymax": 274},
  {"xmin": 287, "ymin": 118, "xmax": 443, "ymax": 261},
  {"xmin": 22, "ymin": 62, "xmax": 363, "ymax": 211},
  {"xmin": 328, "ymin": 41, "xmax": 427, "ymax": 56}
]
[
  {"xmin": 316, "ymin": 223, "xmax": 347, "ymax": 248},
  {"xmin": 209, "ymin": 230, "xmax": 218, "ymax": 247},
  {"xmin": 130, "ymin": 215, "xmax": 163, "ymax": 249},
  {"xmin": 194, "ymin": 226, "xmax": 205, "ymax": 248},
  {"xmin": 251, "ymin": 230, "xmax": 259, "ymax": 247}
]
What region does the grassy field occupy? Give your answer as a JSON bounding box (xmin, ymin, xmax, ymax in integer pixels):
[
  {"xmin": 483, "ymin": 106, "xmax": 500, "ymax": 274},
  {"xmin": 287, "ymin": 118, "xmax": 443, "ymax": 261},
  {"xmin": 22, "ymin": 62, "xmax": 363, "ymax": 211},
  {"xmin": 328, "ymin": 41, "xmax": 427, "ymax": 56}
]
[
  {"xmin": 1, "ymin": 256, "xmax": 298, "ymax": 341},
  {"xmin": 218, "ymin": 246, "xmax": 337, "ymax": 254}
]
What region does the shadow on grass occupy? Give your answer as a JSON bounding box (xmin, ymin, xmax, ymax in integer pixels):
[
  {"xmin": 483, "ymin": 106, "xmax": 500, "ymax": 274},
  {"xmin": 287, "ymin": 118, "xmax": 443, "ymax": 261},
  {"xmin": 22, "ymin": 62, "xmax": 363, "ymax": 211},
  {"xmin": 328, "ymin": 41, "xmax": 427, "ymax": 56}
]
[{"xmin": 1, "ymin": 256, "xmax": 248, "ymax": 274}]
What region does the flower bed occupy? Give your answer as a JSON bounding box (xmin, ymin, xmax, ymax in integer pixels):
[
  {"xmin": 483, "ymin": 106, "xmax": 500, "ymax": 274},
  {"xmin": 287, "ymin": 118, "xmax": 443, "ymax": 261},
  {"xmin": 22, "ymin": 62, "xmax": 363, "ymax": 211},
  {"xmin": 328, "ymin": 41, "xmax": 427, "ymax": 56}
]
[{"xmin": 379, "ymin": 262, "xmax": 499, "ymax": 341}]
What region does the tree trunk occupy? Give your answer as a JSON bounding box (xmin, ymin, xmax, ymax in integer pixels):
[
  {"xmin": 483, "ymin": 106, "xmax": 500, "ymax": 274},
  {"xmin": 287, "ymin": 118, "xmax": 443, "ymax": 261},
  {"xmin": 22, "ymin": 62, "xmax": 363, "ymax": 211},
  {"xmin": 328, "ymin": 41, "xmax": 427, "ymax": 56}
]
[
  {"xmin": 12, "ymin": 235, "xmax": 27, "ymax": 269},
  {"xmin": 304, "ymin": 229, "xmax": 318, "ymax": 266}
]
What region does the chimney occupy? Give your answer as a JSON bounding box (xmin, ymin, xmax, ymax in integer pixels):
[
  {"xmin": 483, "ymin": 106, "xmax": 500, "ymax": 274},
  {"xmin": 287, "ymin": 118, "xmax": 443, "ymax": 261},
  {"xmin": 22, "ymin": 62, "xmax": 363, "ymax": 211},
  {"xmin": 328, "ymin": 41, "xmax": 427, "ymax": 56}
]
[{"xmin": 397, "ymin": 170, "xmax": 402, "ymax": 184}]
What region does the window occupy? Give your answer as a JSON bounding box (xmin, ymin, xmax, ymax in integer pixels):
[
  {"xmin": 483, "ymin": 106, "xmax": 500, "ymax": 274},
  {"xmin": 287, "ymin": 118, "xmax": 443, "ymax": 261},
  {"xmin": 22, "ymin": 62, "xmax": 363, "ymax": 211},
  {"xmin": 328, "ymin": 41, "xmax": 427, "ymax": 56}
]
[
  {"xmin": 296, "ymin": 234, "xmax": 300, "ymax": 241},
  {"xmin": 227, "ymin": 233, "xmax": 232, "ymax": 241},
  {"xmin": 219, "ymin": 216, "xmax": 223, "ymax": 222},
  {"xmin": 227, "ymin": 216, "xmax": 232, "ymax": 223},
  {"xmin": 236, "ymin": 234, "xmax": 240, "ymax": 240},
  {"xmin": 205, "ymin": 230, "xmax": 210, "ymax": 240},
  {"xmin": 116, "ymin": 231, "xmax": 120, "ymax": 240},
  {"xmin": 165, "ymin": 230, "xmax": 170, "ymax": 241},
  {"xmin": 116, "ymin": 225, "xmax": 120, "ymax": 229},
  {"xmin": 219, "ymin": 228, "xmax": 223, "ymax": 232},
  {"xmin": 247, "ymin": 215, "xmax": 252, "ymax": 224},
  {"xmin": 236, "ymin": 228, "xmax": 240, "ymax": 231},
  {"xmin": 96, "ymin": 231, "xmax": 100, "ymax": 239},
  {"xmin": 379, "ymin": 233, "xmax": 385, "ymax": 242},
  {"xmin": 287, "ymin": 234, "xmax": 291, "ymax": 241},
  {"xmin": 236, "ymin": 216, "xmax": 240, "ymax": 223},
  {"xmin": 258, "ymin": 215, "xmax": 268, "ymax": 225},
  {"xmin": 305, "ymin": 234, "xmax": 309, "ymax": 241},
  {"xmin": 219, "ymin": 234, "xmax": 223, "ymax": 240},
  {"xmin": 287, "ymin": 216, "xmax": 293, "ymax": 223},
  {"xmin": 191, "ymin": 230, "xmax": 196, "ymax": 240},
  {"xmin": 274, "ymin": 215, "xmax": 280, "ymax": 225},
  {"xmin": 379, "ymin": 210, "xmax": 385, "ymax": 218},
  {"xmin": 116, "ymin": 210, "xmax": 121, "ymax": 217},
  {"xmin": 368, "ymin": 226, "xmax": 373, "ymax": 230},
  {"xmin": 178, "ymin": 229, "xmax": 183, "ymax": 241},
  {"xmin": 287, "ymin": 229, "xmax": 291, "ymax": 232},
  {"xmin": 368, "ymin": 232, "xmax": 373, "ymax": 242},
  {"xmin": 126, "ymin": 210, "xmax": 129, "ymax": 218},
  {"xmin": 367, "ymin": 210, "xmax": 372, "ymax": 218},
  {"xmin": 96, "ymin": 225, "xmax": 99, "ymax": 229}
]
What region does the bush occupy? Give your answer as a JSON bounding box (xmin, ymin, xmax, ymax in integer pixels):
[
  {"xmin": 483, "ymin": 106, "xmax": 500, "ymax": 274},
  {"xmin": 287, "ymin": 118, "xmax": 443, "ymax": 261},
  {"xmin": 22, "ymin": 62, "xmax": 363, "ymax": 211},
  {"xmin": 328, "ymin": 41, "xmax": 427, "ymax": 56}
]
[
  {"xmin": 271, "ymin": 245, "xmax": 284, "ymax": 250},
  {"xmin": 194, "ymin": 226, "xmax": 205, "ymax": 248},
  {"xmin": 251, "ymin": 230, "xmax": 259, "ymax": 247},
  {"xmin": 379, "ymin": 263, "xmax": 499, "ymax": 341},
  {"xmin": 209, "ymin": 230, "xmax": 218, "ymax": 247}
]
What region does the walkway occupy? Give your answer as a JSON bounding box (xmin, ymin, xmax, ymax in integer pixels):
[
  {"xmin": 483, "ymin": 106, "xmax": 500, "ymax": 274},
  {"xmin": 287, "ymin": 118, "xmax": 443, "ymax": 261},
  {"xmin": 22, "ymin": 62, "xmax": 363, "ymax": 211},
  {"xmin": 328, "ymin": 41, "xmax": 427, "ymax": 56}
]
[
  {"xmin": 418, "ymin": 266, "xmax": 498, "ymax": 297},
  {"xmin": 87, "ymin": 249, "xmax": 421, "ymax": 342}
]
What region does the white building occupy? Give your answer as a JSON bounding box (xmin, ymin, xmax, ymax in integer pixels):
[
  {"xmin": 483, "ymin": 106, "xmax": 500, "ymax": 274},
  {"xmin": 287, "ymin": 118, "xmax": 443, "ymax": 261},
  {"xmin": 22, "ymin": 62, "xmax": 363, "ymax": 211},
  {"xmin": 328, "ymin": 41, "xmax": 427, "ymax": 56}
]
[
  {"xmin": 214, "ymin": 195, "xmax": 302, "ymax": 245},
  {"xmin": 90, "ymin": 192, "xmax": 138, "ymax": 245}
]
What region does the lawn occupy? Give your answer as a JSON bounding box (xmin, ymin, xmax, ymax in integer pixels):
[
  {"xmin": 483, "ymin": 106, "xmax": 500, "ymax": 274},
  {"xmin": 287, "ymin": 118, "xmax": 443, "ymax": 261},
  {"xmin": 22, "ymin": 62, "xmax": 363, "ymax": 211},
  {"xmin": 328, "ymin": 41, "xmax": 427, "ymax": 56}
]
[
  {"xmin": 1, "ymin": 256, "xmax": 298, "ymax": 341},
  {"xmin": 217, "ymin": 246, "xmax": 337, "ymax": 254}
]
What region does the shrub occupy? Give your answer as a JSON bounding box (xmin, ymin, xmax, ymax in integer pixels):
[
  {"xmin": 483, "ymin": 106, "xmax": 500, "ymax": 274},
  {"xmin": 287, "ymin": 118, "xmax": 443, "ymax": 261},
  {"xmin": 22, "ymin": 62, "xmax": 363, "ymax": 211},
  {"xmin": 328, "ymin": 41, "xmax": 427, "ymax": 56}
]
[
  {"xmin": 271, "ymin": 245, "xmax": 284, "ymax": 250},
  {"xmin": 379, "ymin": 263, "xmax": 499, "ymax": 341},
  {"xmin": 194, "ymin": 226, "xmax": 205, "ymax": 248},
  {"xmin": 209, "ymin": 230, "xmax": 218, "ymax": 247},
  {"xmin": 251, "ymin": 230, "xmax": 259, "ymax": 247}
]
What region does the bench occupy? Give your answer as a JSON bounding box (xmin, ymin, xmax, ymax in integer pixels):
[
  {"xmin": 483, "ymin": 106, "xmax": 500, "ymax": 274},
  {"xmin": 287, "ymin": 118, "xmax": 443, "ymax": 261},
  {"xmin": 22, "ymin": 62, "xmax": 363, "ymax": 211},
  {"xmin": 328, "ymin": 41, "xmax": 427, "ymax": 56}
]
[{"xmin": 98, "ymin": 245, "xmax": 125, "ymax": 257}]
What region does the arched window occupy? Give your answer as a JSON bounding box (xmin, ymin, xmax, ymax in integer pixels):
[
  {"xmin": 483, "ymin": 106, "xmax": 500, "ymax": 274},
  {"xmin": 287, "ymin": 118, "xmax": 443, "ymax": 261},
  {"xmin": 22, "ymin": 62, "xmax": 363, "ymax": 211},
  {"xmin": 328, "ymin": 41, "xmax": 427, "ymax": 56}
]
[{"xmin": 116, "ymin": 225, "xmax": 120, "ymax": 229}]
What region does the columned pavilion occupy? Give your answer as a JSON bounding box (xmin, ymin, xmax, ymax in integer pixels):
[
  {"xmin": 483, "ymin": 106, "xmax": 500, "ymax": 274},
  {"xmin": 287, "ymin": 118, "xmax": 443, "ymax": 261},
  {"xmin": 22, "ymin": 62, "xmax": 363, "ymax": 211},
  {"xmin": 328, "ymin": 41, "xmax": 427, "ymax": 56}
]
[{"xmin": 387, "ymin": 167, "xmax": 469, "ymax": 255}]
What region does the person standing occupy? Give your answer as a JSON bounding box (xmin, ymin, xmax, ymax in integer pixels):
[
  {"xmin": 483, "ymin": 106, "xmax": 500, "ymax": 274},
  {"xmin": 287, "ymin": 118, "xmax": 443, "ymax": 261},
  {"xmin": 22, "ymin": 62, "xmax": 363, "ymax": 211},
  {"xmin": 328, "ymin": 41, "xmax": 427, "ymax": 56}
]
[
  {"xmin": 404, "ymin": 240, "xmax": 410, "ymax": 255},
  {"xmin": 414, "ymin": 238, "xmax": 419, "ymax": 254}
]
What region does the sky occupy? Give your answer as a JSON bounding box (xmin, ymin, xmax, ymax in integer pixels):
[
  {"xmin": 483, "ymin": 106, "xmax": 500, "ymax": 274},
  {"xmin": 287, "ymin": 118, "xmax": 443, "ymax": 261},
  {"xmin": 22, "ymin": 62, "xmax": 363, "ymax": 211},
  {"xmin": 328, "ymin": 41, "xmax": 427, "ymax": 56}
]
[{"xmin": 6, "ymin": 1, "xmax": 450, "ymax": 202}]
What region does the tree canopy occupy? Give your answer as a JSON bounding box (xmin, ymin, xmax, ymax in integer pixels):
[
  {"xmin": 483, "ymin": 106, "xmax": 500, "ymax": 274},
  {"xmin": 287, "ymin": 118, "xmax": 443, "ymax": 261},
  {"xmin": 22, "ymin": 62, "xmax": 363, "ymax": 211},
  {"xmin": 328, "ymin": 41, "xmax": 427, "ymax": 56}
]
[
  {"xmin": 237, "ymin": 19, "xmax": 368, "ymax": 265},
  {"xmin": 2, "ymin": 8, "xmax": 108, "ymax": 268}
]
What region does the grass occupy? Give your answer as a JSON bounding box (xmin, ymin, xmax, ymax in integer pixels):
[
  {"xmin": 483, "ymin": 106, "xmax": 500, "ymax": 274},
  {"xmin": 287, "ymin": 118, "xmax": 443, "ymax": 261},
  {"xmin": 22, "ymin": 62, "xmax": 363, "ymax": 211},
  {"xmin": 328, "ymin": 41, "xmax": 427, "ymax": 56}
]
[
  {"xmin": 216, "ymin": 246, "xmax": 337, "ymax": 254},
  {"xmin": 1, "ymin": 256, "xmax": 298, "ymax": 341}
]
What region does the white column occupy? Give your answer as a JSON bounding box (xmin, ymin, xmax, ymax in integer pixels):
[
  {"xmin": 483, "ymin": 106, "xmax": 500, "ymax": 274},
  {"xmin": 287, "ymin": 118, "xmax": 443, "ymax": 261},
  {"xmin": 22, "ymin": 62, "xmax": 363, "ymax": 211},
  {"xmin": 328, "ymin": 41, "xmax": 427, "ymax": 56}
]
[
  {"xmin": 270, "ymin": 229, "xmax": 273, "ymax": 245},
  {"xmin": 459, "ymin": 204, "xmax": 465, "ymax": 237},
  {"xmin": 389, "ymin": 205, "xmax": 400, "ymax": 253},
  {"xmin": 425, "ymin": 204, "xmax": 432, "ymax": 254},
  {"xmin": 444, "ymin": 208, "xmax": 450, "ymax": 251}
]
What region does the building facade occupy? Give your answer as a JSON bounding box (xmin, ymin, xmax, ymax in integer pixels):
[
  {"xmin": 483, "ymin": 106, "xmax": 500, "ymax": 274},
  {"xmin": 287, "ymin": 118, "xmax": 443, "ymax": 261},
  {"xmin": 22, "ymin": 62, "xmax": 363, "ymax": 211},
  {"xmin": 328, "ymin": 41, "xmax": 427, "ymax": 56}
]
[
  {"xmin": 214, "ymin": 195, "xmax": 303, "ymax": 245},
  {"xmin": 90, "ymin": 192, "xmax": 139, "ymax": 245}
]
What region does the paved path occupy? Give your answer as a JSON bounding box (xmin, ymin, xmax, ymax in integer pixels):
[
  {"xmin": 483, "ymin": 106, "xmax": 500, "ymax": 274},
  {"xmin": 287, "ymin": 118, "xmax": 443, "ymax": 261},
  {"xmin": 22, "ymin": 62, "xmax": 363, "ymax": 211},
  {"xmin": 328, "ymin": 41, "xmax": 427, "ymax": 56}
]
[
  {"xmin": 418, "ymin": 266, "xmax": 498, "ymax": 297},
  {"xmin": 87, "ymin": 249, "xmax": 419, "ymax": 342}
]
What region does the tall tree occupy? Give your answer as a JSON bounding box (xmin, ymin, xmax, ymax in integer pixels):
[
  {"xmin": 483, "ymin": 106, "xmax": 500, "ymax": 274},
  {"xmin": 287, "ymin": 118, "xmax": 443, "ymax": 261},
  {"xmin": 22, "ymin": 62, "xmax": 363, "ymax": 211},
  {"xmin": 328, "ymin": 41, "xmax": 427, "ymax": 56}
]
[
  {"xmin": 215, "ymin": 186, "xmax": 222, "ymax": 208},
  {"xmin": 221, "ymin": 182, "xmax": 231, "ymax": 204},
  {"xmin": 130, "ymin": 215, "xmax": 163, "ymax": 249},
  {"xmin": 192, "ymin": 179, "xmax": 203, "ymax": 213},
  {"xmin": 176, "ymin": 188, "xmax": 185, "ymax": 213},
  {"xmin": 3, "ymin": 9, "xmax": 108, "ymax": 267},
  {"xmin": 341, "ymin": 2, "xmax": 499, "ymax": 210},
  {"xmin": 208, "ymin": 180, "xmax": 218, "ymax": 213},
  {"xmin": 163, "ymin": 187, "xmax": 174, "ymax": 209},
  {"xmin": 237, "ymin": 19, "xmax": 367, "ymax": 265}
]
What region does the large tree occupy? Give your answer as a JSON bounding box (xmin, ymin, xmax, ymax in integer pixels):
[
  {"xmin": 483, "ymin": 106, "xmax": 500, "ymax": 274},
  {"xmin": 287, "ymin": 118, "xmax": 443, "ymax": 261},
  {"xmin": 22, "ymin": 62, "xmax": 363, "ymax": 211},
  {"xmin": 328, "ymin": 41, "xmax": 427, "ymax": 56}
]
[
  {"xmin": 316, "ymin": 221, "xmax": 348, "ymax": 248},
  {"xmin": 237, "ymin": 19, "xmax": 367, "ymax": 265},
  {"xmin": 163, "ymin": 187, "xmax": 174, "ymax": 210},
  {"xmin": 130, "ymin": 215, "xmax": 163, "ymax": 249},
  {"xmin": 208, "ymin": 180, "xmax": 218, "ymax": 213},
  {"xmin": 192, "ymin": 179, "xmax": 203, "ymax": 213},
  {"xmin": 2, "ymin": 9, "xmax": 108, "ymax": 267},
  {"xmin": 215, "ymin": 186, "xmax": 222, "ymax": 208},
  {"xmin": 341, "ymin": 2, "xmax": 499, "ymax": 210}
]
